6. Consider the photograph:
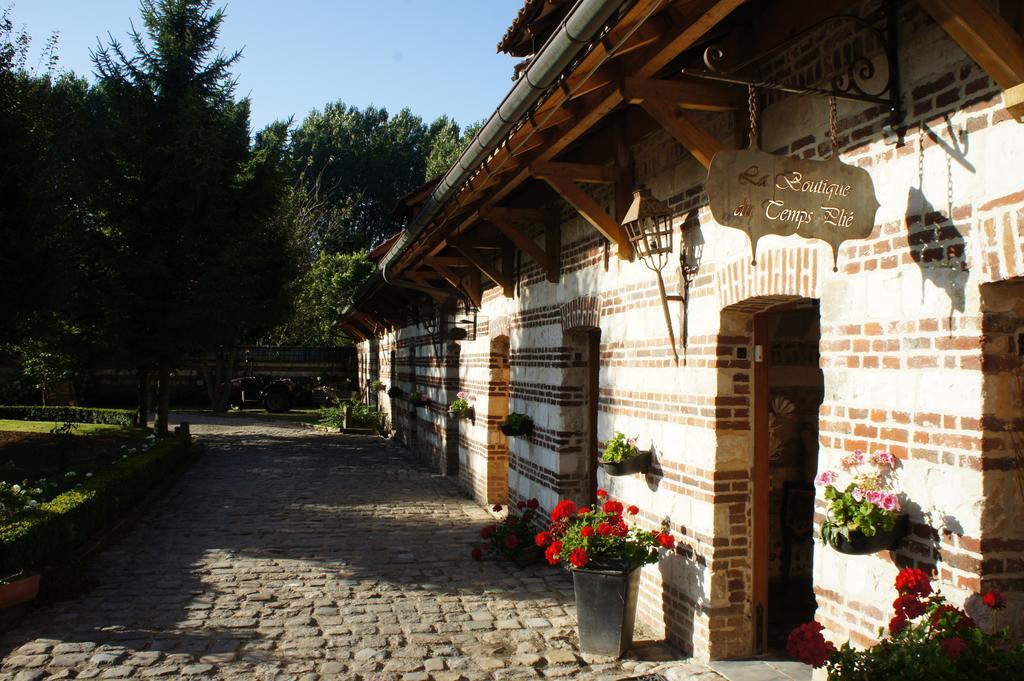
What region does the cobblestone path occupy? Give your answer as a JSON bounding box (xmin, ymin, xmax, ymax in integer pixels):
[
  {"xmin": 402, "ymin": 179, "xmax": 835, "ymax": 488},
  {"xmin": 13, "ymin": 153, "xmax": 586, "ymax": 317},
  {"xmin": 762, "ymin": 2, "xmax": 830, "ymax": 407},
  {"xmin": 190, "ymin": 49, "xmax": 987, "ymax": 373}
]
[{"xmin": 0, "ymin": 415, "xmax": 787, "ymax": 681}]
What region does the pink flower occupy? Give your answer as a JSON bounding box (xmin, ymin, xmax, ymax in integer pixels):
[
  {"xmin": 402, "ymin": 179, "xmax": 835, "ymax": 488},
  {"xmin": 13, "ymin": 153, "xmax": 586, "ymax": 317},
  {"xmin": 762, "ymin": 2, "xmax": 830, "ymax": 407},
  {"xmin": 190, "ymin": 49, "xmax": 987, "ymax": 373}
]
[
  {"xmin": 866, "ymin": 490, "xmax": 885, "ymax": 506},
  {"xmin": 881, "ymin": 493, "xmax": 901, "ymax": 512},
  {"xmin": 852, "ymin": 487, "xmax": 865, "ymax": 502},
  {"xmin": 815, "ymin": 471, "xmax": 838, "ymax": 487},
  {"xmin": 627, "ymin": 438, "xmax": 637, "ymax": 446},
  {"xmin": 840, "ymin": 451, "xmax": 865, "ymax": 470},
  {"xmin": 871, "ymin": 451, "xmax": 896, "ymax": 467}
]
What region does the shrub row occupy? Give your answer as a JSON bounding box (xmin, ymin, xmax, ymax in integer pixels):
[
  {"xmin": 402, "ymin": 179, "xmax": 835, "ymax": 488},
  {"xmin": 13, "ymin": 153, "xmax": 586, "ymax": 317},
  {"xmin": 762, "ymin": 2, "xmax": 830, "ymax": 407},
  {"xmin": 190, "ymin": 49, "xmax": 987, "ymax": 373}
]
[
  {"xmin": 0, "ymin": 435, "xmax": 191, "ymax": 576},
  {"xmin": 0, "ymin": 405, "xmax": 137, "ymax": 427}
]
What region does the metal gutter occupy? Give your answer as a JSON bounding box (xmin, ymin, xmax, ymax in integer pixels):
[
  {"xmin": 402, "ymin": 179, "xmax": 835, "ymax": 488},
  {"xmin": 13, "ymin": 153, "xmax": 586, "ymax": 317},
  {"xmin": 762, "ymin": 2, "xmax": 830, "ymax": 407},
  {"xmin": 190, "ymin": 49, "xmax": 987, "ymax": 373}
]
[{"xmin": 379, "ymin": 0, "xmax": 630, "ymax": 284}]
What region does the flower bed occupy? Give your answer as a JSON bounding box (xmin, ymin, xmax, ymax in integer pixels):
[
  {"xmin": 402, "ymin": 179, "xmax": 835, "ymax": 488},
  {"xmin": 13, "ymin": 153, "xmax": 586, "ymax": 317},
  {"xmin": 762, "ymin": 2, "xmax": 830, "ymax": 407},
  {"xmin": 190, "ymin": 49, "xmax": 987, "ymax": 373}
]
[
  {"xmin": 0, "ymin": 434, "xmax": 193, "ymax": 576},
  {"xmin": 0, "ymin": 406, "xmax": 137, "ymax": 427}
]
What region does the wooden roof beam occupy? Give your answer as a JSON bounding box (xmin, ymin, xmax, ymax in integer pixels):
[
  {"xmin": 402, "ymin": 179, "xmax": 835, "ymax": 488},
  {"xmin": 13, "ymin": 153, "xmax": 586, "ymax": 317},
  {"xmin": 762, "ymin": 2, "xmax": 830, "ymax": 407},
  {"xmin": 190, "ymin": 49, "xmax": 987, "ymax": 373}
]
[
  {"xmin": 917, "ymin": 0, "xmax": 1024, "ymax": 121},
  {"xmin": 485, "ymin": 216, "xmax": 559, "ymax": 283},
  {"xmin": 620, "ymin": 77, "xmax": 744, "ymax": 112},
  {"xmin": 540, "ymin": 174, "xmax": 634, "ymax": 260},
  {"xmin": 529, "ymin": 160, "xmax": 619, "ymax": 184},
  {"xmin": 637, "ymin": 97, "xmax": 722, "ymax": 169},
  {"xmin": 450, "ymin": 238, "xmax": 515, "ymax": 298}
]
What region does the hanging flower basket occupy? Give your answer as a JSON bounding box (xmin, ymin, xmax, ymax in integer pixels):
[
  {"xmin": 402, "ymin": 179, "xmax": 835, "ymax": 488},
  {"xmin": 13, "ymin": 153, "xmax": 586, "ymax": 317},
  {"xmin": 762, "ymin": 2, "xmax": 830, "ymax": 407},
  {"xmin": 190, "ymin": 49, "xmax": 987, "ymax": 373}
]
[
  {"xmin": 500, "ymin": 413, "xmax": 533, "ymax": 437},
  {"xmin": 409, "ymin": 392, "xmax": 429, "ymax": 408},
  {"xmin": 387, "ymin": 386, "xmax": 403, "ymax": 398},
  {"xmin": 827, "ymin": 514, "xmax": 909, "ymax": 555},
  {"xmin": 447, "ymin": 392, "xmax": 476, "ymax": 419},
  {"xmin": 600, "ymin": 450, "xmax": 652, "ymax": 476},
  {"xmin": 448, "ymin": 406, "xmax": 474, "ymax": 420}
]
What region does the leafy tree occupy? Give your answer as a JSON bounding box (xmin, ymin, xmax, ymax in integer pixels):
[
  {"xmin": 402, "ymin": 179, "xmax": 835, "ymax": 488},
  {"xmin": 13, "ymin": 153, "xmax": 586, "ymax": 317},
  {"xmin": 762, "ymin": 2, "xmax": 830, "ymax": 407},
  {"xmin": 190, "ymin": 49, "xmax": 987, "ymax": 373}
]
[
  {"xmin": 268, "ymin": 251, "xmax": 375, "ymax": 346},
  {"xmin": 424, "ymin": 116, "xmax": 484, "ymax": 180},
  {"xmin": 89, "ymin": 0, "xmax": 294, "ymax": 429}
]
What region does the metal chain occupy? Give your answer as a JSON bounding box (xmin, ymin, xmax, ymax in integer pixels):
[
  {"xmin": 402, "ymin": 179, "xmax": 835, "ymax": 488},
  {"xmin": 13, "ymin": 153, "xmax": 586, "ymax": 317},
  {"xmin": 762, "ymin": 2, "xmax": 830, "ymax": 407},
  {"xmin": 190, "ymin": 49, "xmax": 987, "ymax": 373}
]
[
  {"xmin": 829, "ymin": 96, "xmax": 839, "ymax": 158},
  {"xmin": 747, "ymin": 84, "xmax": 759, "ymax": 147}
]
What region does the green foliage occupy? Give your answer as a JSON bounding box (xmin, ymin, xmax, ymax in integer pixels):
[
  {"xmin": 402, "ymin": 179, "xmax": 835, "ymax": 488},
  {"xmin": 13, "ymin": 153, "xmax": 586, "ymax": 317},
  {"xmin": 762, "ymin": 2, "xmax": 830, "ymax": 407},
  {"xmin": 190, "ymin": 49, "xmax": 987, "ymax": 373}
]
[
  {"xmin": 269, "ymin": 250, "xmax": 374, "ymax": 346},
  {"xmin": 318, "ymin": 401, "xmax": 385, "ymax": 432},
  {"xmin": 820, "ymin": 483, "xmax": 898, "ymax": 546},
  {"xmin": 600, "ymin": 432, "xmax": 640, "ymax": 464},
  {"xmin": 473, "ymin": 500, "xmax": 541, "ymax": 562},
  {"xmin": 0, "ymin": 406, "xmax": 137, "ymax": 427},
  {"xmin": 370, "ymin": 380, "xmax": 385, "ymax": 392},
  {"xmin": 0, "ymin": 437, "xmax": 190, "ymax": 575},
  {"xmin": 503, "ymin": 413, "xmax": 532, "ymax": 429},
  {"xmin": 424, "ymin": 116, "xmax": 484, "ymax": 180},
  {"xmin": 447, "ymin": 391, "xmax": 476, "ymax": 415}
]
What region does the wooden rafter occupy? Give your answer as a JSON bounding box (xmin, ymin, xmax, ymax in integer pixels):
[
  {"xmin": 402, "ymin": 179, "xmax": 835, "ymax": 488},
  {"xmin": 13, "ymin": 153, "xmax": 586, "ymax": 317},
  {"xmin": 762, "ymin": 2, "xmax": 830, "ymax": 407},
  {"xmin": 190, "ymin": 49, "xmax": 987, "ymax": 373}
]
[
  {"xmin": 528, "ymin": 160, "xmax": 618, "ymax": 184},
  {"xmin": 636, "ymin": 97, "xmax": 722, "ymax": 169},
  {"xmin": 450, "ymin": 238, "xmax": 515, "ymax": 298},
  {"xmin": 917, "ymin": 0, "xmax": 1024, "ymax": 121},
  {"xmin": 389, "ymin": 276, "xmax": 450, "ymax": 302},
  {"xmin": 463, "ymin": 268, "xmax": 483, "ymax": 308},
  {"xmin": 338, "ymin": 321, "xmax": 368, "ymax": 342},
  {"xmin": 485, "ymin": 216, "xmax": 559, "ymax": 283},
  {"xmin": 540, "ymin": 174, "xmax": 634, "ymax": 260},
  {"xmin": 619, "ymin": 77, "xmax": 744, "ymax": 111}
]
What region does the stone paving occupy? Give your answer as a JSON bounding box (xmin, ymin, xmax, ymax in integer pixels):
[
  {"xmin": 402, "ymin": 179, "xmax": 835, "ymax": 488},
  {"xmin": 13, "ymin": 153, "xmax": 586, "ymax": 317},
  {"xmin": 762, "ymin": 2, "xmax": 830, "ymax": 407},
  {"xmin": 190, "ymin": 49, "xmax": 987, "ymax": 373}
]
[{"xmin": 0, "ymin": 414, "xmax": 805, "ymax": 681}]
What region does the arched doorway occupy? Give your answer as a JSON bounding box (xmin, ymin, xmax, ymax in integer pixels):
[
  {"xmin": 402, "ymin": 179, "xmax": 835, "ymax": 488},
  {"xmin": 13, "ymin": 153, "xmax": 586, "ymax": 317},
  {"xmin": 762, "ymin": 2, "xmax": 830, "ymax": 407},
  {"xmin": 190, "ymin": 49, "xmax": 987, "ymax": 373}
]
[{"xmin": 719, "ymin": 295, "xmax": 823, "ymax": 656}]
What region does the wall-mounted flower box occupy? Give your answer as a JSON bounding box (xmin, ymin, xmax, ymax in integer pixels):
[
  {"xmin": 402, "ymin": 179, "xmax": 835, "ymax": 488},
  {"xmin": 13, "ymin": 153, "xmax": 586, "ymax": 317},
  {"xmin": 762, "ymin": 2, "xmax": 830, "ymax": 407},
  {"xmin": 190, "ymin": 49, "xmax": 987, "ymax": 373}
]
[
  {"xmin": 500, "ymin": 413, "xmax": 533, "ymax": 437},
  {"xmin": 599, "ymin": 433, "xmax": 651, "ymax": 476},
  {"xmin": 826, "ymin": 514, "xmax": 908, "ymax": 555}
]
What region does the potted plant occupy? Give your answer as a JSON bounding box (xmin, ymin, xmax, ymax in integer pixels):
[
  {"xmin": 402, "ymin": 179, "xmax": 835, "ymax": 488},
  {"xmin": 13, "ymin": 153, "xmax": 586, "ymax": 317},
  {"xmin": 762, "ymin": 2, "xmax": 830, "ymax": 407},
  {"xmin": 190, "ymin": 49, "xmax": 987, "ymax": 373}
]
[
  {"xmin": 470, "ymin": 499, "xmax": 543, "ymax": 566},
  {"xmin": 0, "ymin": 571, "xmax": 41, "ymax": 610},
  {"xmin": 370, "ymin": 379, "xmax": 385, "ymax": 393},
  {"xmin": 817, "ymin": 450, "xmax": 906, "ymax": 555},
  {"xmin": 788, "ymin": 568, "xmax": 1024, "ymax": 678},
  {"xmin": 535, "ymin": 490, "xmax": 675, "ymax": 657},
  {"xmin": 447, "ymin": 391, "xmax": 476, "ymax": 419},
  {"xmin": 500, "ymin": 412, "xmax": 533, "ymax": 437},
  {"xmin": 409, "ymin": 391, "xmax": 429, "ymax": 407},
  {"xmin": 599, "ymin": 433, "xmax": 651, "ymax": 476}
]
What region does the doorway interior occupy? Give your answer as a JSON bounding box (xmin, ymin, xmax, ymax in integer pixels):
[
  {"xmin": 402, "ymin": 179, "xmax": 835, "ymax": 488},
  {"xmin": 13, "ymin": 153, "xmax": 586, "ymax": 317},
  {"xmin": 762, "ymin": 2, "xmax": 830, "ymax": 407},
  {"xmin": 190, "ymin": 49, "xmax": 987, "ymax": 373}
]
[{"xmin": 753, "ymin": 300, "xmax": 823, "ymax": 655}]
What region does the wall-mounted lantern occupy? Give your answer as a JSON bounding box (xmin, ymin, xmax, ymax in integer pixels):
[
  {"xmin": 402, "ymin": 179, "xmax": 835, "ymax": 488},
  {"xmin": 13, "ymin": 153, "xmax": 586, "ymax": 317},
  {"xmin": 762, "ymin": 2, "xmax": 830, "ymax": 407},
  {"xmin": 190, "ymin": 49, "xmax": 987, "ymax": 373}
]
[{"xmin": 622, "ymin": 188, "xmax": 684, "ymax": 365}]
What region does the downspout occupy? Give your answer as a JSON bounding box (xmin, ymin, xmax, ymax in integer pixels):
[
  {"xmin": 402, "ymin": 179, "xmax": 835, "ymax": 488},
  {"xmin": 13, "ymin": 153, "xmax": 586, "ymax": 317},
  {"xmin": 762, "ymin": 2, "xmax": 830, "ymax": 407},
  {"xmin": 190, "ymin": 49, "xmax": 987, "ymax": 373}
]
[{"xmin": 380, "ymin": 0, "xmax": 631, "ymax": 286}]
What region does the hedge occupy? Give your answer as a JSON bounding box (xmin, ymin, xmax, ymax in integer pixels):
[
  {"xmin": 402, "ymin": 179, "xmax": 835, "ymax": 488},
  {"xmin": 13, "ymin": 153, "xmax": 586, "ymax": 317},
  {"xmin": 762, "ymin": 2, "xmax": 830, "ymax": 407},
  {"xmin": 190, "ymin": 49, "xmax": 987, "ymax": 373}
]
[
  {"xmin": 0, "ymin": 405, "xmax": 137, "ymax": 427},
  {"xmin": 0, "ymin": 435, "xmax": 192, "ymax": 576}
]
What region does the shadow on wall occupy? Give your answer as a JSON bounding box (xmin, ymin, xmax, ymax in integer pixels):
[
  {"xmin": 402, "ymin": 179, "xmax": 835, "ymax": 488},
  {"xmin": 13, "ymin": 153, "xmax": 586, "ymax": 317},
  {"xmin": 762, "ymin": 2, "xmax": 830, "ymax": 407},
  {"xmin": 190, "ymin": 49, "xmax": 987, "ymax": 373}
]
[
  {"xmin": 904, "ymin": 118, "xmax": 974, "ymax": 317},
  {"xmin": 658, "ymin": 548, "xmax": 706, "ymax": 656}
]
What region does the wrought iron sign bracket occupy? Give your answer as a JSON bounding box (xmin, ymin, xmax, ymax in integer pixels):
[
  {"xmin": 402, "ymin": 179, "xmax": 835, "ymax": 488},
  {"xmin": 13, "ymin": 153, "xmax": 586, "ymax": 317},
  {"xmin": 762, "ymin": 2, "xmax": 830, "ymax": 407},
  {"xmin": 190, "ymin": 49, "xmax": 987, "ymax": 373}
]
[{"xmin": 681, "ymin": 0, "xmax": 906, "ymax": 146}]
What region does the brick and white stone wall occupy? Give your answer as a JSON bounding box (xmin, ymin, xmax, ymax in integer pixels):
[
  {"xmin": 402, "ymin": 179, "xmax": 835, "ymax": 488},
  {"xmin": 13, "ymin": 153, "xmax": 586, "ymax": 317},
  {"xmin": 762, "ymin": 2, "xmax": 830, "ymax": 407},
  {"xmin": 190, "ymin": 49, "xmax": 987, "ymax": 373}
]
[{"xmin": 355, "ymin": 1, "xmax": 1024, "ymax": 661}]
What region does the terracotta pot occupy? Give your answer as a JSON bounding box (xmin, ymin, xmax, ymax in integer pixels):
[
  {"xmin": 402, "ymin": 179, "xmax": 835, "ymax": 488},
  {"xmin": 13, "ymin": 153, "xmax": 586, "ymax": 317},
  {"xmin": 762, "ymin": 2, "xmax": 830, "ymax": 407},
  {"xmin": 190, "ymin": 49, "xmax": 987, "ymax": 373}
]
[
  {"xmin": 0, "ymin": 572, "xmax": 40, "ymax": 609},
  {"xmin": 827, "ymin": 515, "xmax": 909, "ymax": 555},
  {"xmin": 600, "ymin": 450, "xmax": 652, "ymax": 476}
]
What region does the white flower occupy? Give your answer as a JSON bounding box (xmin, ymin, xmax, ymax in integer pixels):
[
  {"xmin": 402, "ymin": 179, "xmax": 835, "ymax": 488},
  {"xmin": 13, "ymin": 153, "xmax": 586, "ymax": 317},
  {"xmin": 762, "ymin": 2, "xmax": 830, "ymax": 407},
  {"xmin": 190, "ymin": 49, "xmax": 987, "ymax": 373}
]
[
  {"xmin": 65, "ymin": 471, "xmax": 76, "ymax": 477},
  {"xmin": 28, "ymin": 500, "xmax": 38, "ymax": 507},
  {"xmin": 11, "ymin": 484, "xmax": 21, "ymax": 494},
  {"xmin": 85, "ymin": 472, "xmax": 93, "ymax": 478}
]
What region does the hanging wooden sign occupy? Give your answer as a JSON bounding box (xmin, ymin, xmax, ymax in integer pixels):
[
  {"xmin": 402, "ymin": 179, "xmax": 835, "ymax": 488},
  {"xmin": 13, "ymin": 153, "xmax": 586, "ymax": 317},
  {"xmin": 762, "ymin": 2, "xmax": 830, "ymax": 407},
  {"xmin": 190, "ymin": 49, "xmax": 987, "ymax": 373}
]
[{"xmin": 705, "ymin": 147, "xmax": 880, "ymax": 269}]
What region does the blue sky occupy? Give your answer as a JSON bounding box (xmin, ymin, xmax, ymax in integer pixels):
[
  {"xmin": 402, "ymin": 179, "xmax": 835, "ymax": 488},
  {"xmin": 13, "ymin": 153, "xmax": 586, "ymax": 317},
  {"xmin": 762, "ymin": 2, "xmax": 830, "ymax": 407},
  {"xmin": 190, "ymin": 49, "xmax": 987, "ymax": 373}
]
[{"xmin": 11, "ymin": 0, "xmax": 524, "ymax": 131}]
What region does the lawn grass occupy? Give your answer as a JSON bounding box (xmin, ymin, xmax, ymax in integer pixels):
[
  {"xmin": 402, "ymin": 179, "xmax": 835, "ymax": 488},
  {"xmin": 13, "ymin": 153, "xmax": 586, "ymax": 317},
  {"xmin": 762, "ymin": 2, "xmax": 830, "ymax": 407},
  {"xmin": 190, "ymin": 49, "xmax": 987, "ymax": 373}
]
[
  {"xmin": 0, "ymin": 420, "xmax": 128, "ymax": 436},
  {"xmin": 175, "ymin": 407, "xmax": 322, "ymax": 424}
]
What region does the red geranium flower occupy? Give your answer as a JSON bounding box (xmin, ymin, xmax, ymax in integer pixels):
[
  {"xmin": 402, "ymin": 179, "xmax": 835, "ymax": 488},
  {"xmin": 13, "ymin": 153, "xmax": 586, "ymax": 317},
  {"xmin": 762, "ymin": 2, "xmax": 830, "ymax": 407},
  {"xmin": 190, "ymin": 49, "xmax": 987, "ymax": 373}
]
[
  {"xmin": 545, "ymin": 541, "xmax": 563, "ymax": 565},
  {"xmin": 597, "ymin": 522, "xmax": 613, "ymax": 537},
  {"xmin": 516, "ymin": 500, "xmax": 527, "ymax": 509},
  {"xmin": 504, "ymin": 534, "xmax": 519, "ymax": 550},
  {"xmin": 627, "ymin": 505, "xmax": 639, "ymax": 515},
  {"xmin": 786, "ymin": 622, "xmax": 836, "ymax": 668},
  {"xmin": 522, "ymin": 510, "xmax": 534, "ymax": 522},
  {"xmin": 893, "ymin": 594, "xmax": 926, "ymax": 619},
  {"xmin": 983, "ymin": 591, "xmax": 1007, "ymax": 610},
  {"xmin": 492, "ymin": 504, "xmax": 503, "ymax": 512},
  {"xmin": 527, "ymin": 498, "xmax": 540, "ymax": 509},
  {"xmin": 603, "ymin": 500, "xmax": 624, "ymax": 514},
  {"xmin": 940, "ymin": 637, "xmax": 968, "ymax": 660},
  {"xmin": 889, "ymin": 614, "xmax": 908, "ymax": 634},
  {"xmin": 930, "ymin": 604, "xmax": 976, "ymax": 632},
  {"xmin": 612, "ymin": 521, "xmax": 629, "ymax": 537},
  {"xmin": 596, "ymin": 489, "xmax": 608, "ymax": 498},
  {"xmin": 894, "ymin": 568, "xmax": 932, "ymax": 597},
  {"xmin": 551, "ymin": 500, "xmax": 577, "ymax": 522},
  {"xmin": 471, "ymin": 547, "xmax": 483, "ymax": 561},
  {"xmin": 569, "ymin": 547, "xmax": 589, "ymax": 568},
  {"xmin": 657, "ymin": 533, "xmax": 675, "ymax": 549},
  {"xmin": 535, "ymin": 531, "xmax": 553, "ymax": 547},
  {"xmin": 480, "ymin": 524, "xmax": 496, "ymax": 539},
  {"xmin": 578, "ymin": 506, "xmax": 590, "ymax": 515},
  {"xmin": 581, "ymin": 526, "xmax": 595, "ymax": 538}
]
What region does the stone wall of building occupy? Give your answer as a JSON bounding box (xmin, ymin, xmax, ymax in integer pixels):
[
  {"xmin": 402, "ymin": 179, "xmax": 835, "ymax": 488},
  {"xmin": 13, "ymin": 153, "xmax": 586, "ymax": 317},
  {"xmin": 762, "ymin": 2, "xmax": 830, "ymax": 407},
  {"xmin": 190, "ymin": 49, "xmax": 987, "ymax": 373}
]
[{"xmin": 355, "ymin": 1, "xmax": 1024, "ymax": 661}]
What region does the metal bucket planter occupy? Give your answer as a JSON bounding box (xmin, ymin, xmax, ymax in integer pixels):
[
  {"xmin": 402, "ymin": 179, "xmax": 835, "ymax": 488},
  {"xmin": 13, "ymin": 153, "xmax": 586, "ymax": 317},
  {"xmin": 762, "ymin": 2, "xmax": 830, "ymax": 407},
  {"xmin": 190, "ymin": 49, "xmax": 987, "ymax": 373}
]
[
  {"xmin": 572, "ymin": 565, "xmax": 642, "ymax": 657},
  {"xmin": 0, "ymin": 572, "xmax": 40, "ymax": 609},
  {"xmin": 827, "ymin": 515, "xmax": 909, "ymax": 555},
  {"xmin": 599, "ymin": 451, "xmax": 652, "ymax": 476}
]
